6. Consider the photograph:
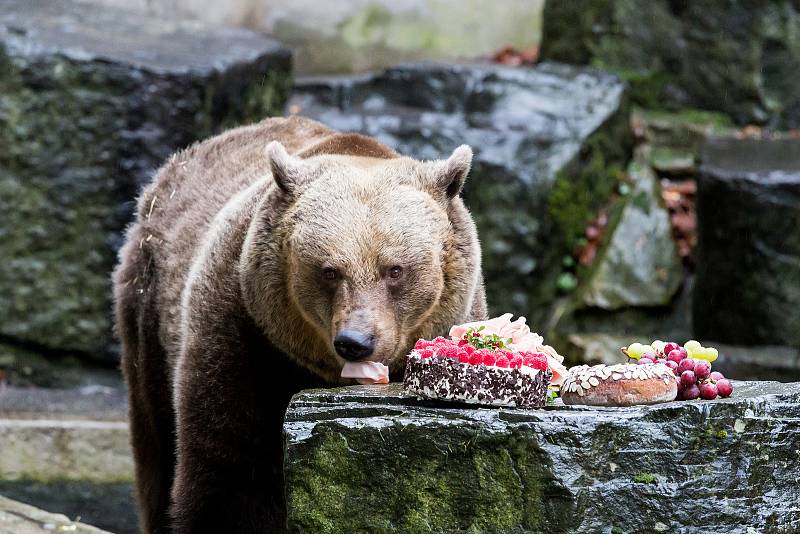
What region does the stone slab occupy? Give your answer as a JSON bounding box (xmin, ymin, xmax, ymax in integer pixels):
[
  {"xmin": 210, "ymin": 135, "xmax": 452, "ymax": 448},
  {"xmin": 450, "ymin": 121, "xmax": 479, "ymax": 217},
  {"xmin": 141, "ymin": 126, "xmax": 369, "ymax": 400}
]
[
  {"xmin": 285, "ymin": 382, "xmax": 800, "ymax": 533},
  {"xmin": 0, "ymin": 494, "xmax": 110, "ymax": 534}
]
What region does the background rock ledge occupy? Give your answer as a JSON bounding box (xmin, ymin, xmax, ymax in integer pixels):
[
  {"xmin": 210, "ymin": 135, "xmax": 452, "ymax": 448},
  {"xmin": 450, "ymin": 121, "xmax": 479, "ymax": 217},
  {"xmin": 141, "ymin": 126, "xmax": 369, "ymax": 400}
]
[
  {"xmin": 285, "ymin": 382, "xmax": 800, "ymax": 533},
  {"xmin": 289, "ymin": 61, "xmax": 632, "ymax": 324}
]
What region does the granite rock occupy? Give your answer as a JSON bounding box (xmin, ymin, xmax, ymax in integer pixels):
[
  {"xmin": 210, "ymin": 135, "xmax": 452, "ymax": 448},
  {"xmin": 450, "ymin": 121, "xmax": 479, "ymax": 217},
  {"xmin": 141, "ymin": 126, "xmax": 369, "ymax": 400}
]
[
  {"xmin": 581, "ymin": 160, "xmax": 683, "ymax": 310},
  {"xmin": 285, "ymin": 382, "xmax": 800, "ymax": 533},
  {"xmin": 0, "ymin": 0, "xmax": 292, "ymax": 361}
]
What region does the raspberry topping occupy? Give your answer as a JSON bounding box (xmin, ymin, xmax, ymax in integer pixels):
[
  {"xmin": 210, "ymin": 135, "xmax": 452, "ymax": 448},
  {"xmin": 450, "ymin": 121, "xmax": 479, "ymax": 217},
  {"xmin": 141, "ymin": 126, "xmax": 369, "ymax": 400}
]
[
  {"xmin": 412, "ymin": 336, "xmax": 551, "ymax": 374},
  {"xmin": 522, "ymin": 352, "xmax": 548, "ymax": 371}
]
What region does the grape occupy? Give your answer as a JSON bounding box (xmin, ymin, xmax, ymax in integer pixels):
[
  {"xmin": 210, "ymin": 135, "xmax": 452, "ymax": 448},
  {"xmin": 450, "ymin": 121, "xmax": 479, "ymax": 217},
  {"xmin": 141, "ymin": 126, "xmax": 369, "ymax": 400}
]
[
  {"xmin": 678, "ymin": 358, "xmax": 696, "ymax": 374},
  {"xmin": 667, "ymin": 350, "xmax": 685, "ymax": 363},
  {"xmin": 665, "ymin": 360, "xmax": 679, "ymax": 374},
  {"xmin": 663, "ymin": 342, "xmax": 680, "ymax": 355},
  {"xmin": 677, "ymin": 347, "xmax": 688, "ymax": 359},
  {"xmin": 682, "ymin": 384, "xmax": 701, "ymax": 400},
  {"xmin": 716, "ymin": 379, "xmax": 733, "ymax": 398},
  {"xmin": 680, "ymin": 370, "xmax": 696, "ymax": 387},
  {"xmin": 656, "ymin": 358, "xmax": 667, "ymax": 366},
  {"xmin": 684, "ymin": 340, "xmax": 702, "ymax": 351},
  {"xmin": 651, "ymin": 340, "xmax": 666, "ymax": 354},
  {"xmin": 703, "ymin": 347, "xmax": 719, "ymax": 362},
  {"xmin": 699, "ymin": 382, "xmax": 718, "ymax": 400},
  {"xmin": 638, "ymin": 357, "xmax": 655, "ymax": 365},
  {"xmin": 710, "ymin": 371, "xmax": 725, "ymax": 382},
  {"xmin": 686, "ymin": 346, "xmax": 703, "ymax": 360},
  {"xmin": 694, "ymin": 360, "xmax": 711, "ymax": 379},
  {"xmin": 626, "ymin": 342, "xmax": 646, "ymax": 359},
  {"xmin": 642, "ymin": 351, "xmax": 656, "ymax": 361}
]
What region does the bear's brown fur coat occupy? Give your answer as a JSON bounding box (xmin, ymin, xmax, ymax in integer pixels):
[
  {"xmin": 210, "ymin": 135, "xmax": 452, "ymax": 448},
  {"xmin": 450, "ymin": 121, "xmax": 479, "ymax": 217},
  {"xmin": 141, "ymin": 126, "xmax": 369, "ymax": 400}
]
[{"xmin": 113, "ymin": 116, "xmax": 486, "ymax": 533}]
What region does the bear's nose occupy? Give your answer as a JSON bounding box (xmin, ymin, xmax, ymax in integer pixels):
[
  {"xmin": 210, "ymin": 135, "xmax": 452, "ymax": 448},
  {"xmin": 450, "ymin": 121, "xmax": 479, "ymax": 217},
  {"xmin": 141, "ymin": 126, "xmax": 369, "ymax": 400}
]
[{"xmin": 334, "ymin": 330, "xmax": 375, "ymax": 361}]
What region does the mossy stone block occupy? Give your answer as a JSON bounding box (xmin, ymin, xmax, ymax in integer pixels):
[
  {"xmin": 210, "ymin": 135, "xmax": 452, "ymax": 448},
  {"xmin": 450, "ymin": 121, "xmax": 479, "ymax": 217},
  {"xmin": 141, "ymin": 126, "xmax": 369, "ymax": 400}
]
[
  {"xmin": 0, "ymin": 0, "xmax": 292, "ymax": 361},
  {"xmin": 285, "ymin": 382, "xmax": 800, "ymax": 532}
]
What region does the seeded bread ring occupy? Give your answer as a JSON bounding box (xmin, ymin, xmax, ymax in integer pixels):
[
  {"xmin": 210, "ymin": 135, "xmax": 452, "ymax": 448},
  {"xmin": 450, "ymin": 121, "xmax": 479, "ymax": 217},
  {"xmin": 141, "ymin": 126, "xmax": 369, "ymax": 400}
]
[{"xmin": 561, "ymin": 363, "xmax": 678, "ymax": 406}]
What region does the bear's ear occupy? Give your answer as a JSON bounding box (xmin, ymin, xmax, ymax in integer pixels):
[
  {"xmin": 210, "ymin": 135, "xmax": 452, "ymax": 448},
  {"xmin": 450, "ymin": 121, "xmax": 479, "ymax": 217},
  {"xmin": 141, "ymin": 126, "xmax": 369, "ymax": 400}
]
[
  {"xmin": 434, "ymin": 144, "xmax": 473, "ymax": 200},
  {"xmin": 266, "ymin": 141, "xmax": 309, "ymax": 195}
]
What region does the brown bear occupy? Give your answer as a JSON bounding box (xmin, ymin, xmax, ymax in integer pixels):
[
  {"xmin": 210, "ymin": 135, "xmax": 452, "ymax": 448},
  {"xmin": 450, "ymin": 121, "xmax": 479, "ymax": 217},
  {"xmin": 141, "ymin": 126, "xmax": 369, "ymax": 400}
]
[{"xmin": 113, "ymin": 116, "xmax": 487, "ymax": 533}]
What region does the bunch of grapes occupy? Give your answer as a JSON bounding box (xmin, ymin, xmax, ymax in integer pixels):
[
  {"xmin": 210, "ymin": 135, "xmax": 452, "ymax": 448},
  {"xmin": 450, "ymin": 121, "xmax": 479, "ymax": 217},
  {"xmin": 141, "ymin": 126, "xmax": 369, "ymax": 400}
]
[{"xmin": 623, "ymin": 340, "xmax": 733, "ymax": 401}]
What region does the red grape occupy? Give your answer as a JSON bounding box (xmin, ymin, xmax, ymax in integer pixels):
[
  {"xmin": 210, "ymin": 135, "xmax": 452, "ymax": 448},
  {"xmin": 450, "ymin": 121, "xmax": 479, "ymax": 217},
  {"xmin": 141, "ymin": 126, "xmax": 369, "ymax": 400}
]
[
  {"xmin": 699, "ymin": 382, "xmax": 718, "ymax": 400},
  {"xmin": 680, "ymin": 370, "xmax": 696, "ymax": 387},
  {"xmin": 710, "ymin": 371, "xmax": 725, "ymax": 382},
  {"xmin": 682, "ymin": 384, "xmax": 701, "ymax": 400},
  {"xmin": 642, "ymin": 351, "xmax": 656, "ymax": 361},
  {"xmin": 638, "ymin": 357, "xmax": 655, "ymax": 365},
  {"xmin": 678, "ymin": 358, "xmax": 696, "ymax": 374},
  {"xmin": 664, "ymin": 342, "xmax": 680, "ymax": 355},
  {"xmin": 665, "ymin": 360, "xmax": 679, "ymax": 374},
  {"xmin": 667, "ymin": 350, "xmax": 685, "ymax": 363},
  {"xmin": 694, "ymin": 360, "xmax": 711, "ymax": 379},
  {"xmin": 716, "ymin": 379, "xmax": 733, "ymax": 398}
]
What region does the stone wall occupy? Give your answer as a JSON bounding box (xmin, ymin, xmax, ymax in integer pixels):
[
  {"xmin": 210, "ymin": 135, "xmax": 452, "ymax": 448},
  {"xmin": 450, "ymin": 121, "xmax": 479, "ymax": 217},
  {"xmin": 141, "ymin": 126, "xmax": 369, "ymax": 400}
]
[{"xmin": 74, "ymin": 0, "xmax": 544, "ymax": 74}]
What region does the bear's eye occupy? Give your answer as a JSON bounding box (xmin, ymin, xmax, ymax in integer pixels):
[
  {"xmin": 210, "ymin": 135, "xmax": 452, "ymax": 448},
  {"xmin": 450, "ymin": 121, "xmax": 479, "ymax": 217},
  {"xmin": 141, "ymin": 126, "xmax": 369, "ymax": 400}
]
[
  {"xmin": 322, "ymin": 268, "xmax": 339, "ymax": 281},
  {"xmin": 388, "ymin": 266, "xmax": 403, "ymax": 279}
]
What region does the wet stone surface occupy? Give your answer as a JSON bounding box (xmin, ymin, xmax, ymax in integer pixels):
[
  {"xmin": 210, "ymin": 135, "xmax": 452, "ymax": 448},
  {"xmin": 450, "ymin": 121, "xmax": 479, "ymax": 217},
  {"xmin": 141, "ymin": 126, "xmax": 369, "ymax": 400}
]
[
  {"xmin": 289, "ymin": 61, "xmax": 632, "ymax": 323},
  {"xmin": 694, "ymin": 137, "xmax": 800, "ymax": 347},
  {"xmin": 0, "ymin": 0, "xmax": 292, "ymax": 361},
  {"xmin": 285, "ymin": 381, "xmax": 800, "ymax": 533}
]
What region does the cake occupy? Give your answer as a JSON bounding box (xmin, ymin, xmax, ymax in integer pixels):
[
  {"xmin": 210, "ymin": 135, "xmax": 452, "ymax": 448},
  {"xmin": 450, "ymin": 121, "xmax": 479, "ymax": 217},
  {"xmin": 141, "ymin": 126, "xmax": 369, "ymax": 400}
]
[
  {"xmin": 561, "ymin": 363, "xmax": 678, "ymax": 406},
  {"xmin": 402, "ymin": 314, "xmax": 564, "ymax": 408},
  {"xmin": 403, "ymin": 344, "xmax": 551, "ymax": 407}
]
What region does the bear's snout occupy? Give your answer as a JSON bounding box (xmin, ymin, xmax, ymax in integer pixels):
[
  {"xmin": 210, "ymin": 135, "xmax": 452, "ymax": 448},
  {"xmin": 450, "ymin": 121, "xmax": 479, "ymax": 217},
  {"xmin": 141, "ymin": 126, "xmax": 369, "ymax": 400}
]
[{"xmin": 333, "ymin": 329, "xmax": 376, "ymax": 361}]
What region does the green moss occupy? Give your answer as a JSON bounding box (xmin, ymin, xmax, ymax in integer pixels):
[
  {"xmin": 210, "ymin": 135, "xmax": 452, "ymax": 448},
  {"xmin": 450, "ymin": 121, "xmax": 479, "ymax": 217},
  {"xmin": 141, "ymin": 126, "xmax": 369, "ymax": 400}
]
[
  {"xmin": 592, "ymin": 61, "xmax": 673, "ymax": 109},
  {"xmin": 637, "ymin": 107, "xmax": 734, "ymax": 129},
  {"xmin": 634, "ymin": 472, "xmax": 657, "ymax": 484},
  {"xmin": 286, "ymin": 424, "xmax": 575, "ymax": 532},
  {"xmin": 706, "ymin": 428, "xmax": 729, "ymax": 440},
  {"xmin": 286, "ymin": 433, "xmax": 355, "ymax": 533},
  {"xmin": 548, "ymin": 122, "xmax": 630, "ymax": 255},
  {"xmin": 471, "ymin": 449, "xmax": 524, "ymax": 530}
]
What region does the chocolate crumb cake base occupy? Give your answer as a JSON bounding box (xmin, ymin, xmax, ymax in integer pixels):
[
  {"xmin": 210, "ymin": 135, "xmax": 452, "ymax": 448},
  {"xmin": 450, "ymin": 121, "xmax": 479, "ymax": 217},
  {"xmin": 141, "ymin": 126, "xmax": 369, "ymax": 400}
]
[{"xmin": 403, "ymin": 351, "xmax": 552, "ymax": 408}]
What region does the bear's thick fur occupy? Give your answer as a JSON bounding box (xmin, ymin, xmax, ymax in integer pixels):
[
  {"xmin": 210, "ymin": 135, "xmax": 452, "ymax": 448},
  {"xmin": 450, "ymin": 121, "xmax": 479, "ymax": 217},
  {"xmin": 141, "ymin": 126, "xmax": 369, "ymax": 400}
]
[{"xmin": 113, "ymin": 116, "xmax": 486, "ymax": 533}]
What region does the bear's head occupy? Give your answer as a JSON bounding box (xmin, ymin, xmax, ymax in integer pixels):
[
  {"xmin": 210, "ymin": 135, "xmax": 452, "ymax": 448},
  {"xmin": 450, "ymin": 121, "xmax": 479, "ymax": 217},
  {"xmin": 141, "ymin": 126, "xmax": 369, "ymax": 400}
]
[{"xmin": 241, "ymin": 139, "xmax": 484, "ymax": 382}]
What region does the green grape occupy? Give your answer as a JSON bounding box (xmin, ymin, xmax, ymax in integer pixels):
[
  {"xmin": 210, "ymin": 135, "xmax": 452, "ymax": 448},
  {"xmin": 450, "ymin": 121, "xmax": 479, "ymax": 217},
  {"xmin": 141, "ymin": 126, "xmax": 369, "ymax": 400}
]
[
  {"xmin": 651, "ymin": 340, "xmax": 666, "ymax": 355},
  {"xmin": 626, "ymin": 342, "xmax": 646, "ymax": 359},
  {"xmin": 684, "ymin": 340, "xmax": 702, "ymax": 351},
  {"xmin": 687, "ymin": 346, "xmax": 703, "ymax": 360},
  {"xmin": 694, "ymin": 347, "xmax": 719, "ymax": 362}
]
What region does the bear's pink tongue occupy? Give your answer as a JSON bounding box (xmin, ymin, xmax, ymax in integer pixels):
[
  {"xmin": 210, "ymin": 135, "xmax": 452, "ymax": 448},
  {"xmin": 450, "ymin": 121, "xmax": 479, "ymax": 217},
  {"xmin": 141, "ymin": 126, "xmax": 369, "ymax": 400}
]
[{"xmin": 341, "ymin": 361, "xmax": 389, "ymax": 384}]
